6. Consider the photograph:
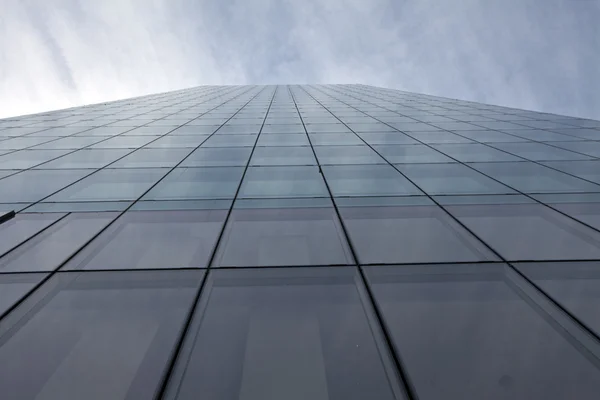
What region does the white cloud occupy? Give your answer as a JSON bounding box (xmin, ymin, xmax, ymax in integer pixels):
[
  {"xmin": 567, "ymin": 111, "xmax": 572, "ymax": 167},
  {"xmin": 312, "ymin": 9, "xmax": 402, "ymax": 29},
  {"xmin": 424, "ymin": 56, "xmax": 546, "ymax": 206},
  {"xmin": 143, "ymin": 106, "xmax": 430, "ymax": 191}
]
[{"xmin": 1, "ymin": 0, "xmax": 599, "ymax": 119}]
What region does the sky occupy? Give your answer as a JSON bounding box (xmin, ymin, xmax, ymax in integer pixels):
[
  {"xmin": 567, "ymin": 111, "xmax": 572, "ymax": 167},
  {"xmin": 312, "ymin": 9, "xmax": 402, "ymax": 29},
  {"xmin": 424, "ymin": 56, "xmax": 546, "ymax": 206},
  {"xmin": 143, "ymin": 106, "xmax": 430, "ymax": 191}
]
[{"xmin": 1, "ymin": 0, "xmax": 599, "ymax": 119}]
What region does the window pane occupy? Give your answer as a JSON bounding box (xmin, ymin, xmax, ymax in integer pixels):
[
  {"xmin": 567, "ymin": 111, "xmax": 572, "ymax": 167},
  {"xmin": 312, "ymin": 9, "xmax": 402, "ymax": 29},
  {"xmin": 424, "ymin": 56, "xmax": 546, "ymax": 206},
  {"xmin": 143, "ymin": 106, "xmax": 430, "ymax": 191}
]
[
  {"xmin": 256, "ymin": 134, "xmax": 308, "ymax": 147},
  {"xmin": 89, "ymin": 136, "xmax": 161, "ymax": 149},
  {"xmin": 0, "ymin": 137, "xmax": 59, "ymax": 150},
  {"xmin": 469, "ymin": 162, "xmax": 600, "ymax": 193},
  {"xmin": 446, "ymin": 203, "xmax": 600, "ymax": 260},
  {"xmin": 503, "ymin": 129, "xmax": 584, "ymax": 142},
  {"xmin": 516, "ymin": 262, "xmax": 600, "ymax": 337},
  {"xmin": 489, "ymin": 142, "xmax": 592, "ymax": 161},
  {"xmin": 181, "ymin": 147, "xmax": 252, "ymax": 167},
  {"xmin": 143, "ymin": 135, "xmax": 209, "ymax": 148},
  {"xmin": 239, "ymin": 166, "xmax": 328, "ymax": 198},
  {"xmin": 357, "ymin": 132, "xmax": 419, "ymax": 145},
  {"xmin": 143, "ymin": 167, "xmax": 243, "ymax": 200},
  {"xmin": 309, "ymin": 133, "xmax": 364, "ymax": 146},
  {"xmin": 250, "ymin": 146, "xmax": 316, "ymax": 166},
  {"xmin": 213, "ymin": 201, "xmax": 353, "ymax": 267},
  {"xmin": 47, "ymin": 168, "xmax": 167, "ymax": 202},
  {"xmin": 111, "ymin": 148, "xmax": 191, "ymax": 168},
  {"xmin": 450, "ymin": 130, "xmax": 528, "ymax": 143},
  {"xmin": 431, "ymin": 143, "xmax": 522, "ymax": 162},
  {"xmin": 404, "ymin": 131, "xmax": 474, "ymax": 144},
  {"xmin": 339, "ymin": 202, "xmax": 497, "ymax": 264},
  {"xmin": 542, "ymin": 161, "xmax": 600, "ymax": 185},
  {"xmin": 0, "ymin": 169, "xmax": 91, "ymax": 203},
  {"xmin": 0, "ymin": 214, "xmax": 64, "ymax": 257},
  {"xmin": 543, "ymin": 197, "xmax": 600, "ymax": 231},
  {"xmin": 375, "ymin": 145, "xmax": 454, "ymax": 163},
  {"xmin": 397, "ymin": 163, "xmax": 515, "ymax": 195},
  {"xmin": 365, "ymin": 264, "xmax": 600, "ymax": 400},
  {"xmin": 165, "ymin": 267, "xmax": 405, "ymax": 400},
  {"xmin": 0, "ymin": 213, "xmax": 117, "ymax": 273},
  {"xmin": 0, "ymin": 273, "xmax": 47, "ymax": 316},
  {"xmin": 0, "ymin": 150, "xmax": 70, "ymax": 169},
  {"xmin": 323, "ymin": 165, "xmax": 423, "ymax": 197},
  {"xmin": 0, "ymin": 270, "xmax": 204, "ymax": 399},
  {"xmin": 314, "ymin": 146, "xmax": 385, "ymax": 165},
  {"xmin": 32, "ymin": 136, "xmax": 112, "ymax": 150},
  {"xmin": 551, "ymin": 141, "xmax": 600, "ymax": 157},
  {"xmin": 62, "ymin": 210, "xmax": 227, "ymax": 270},
  {"xmin": 39, "ymin": 149, "xmax": 133, "ymax": 169},
  {"xmin": 200, "ymin": 135, "xmax": 257, "ymax": 147}
]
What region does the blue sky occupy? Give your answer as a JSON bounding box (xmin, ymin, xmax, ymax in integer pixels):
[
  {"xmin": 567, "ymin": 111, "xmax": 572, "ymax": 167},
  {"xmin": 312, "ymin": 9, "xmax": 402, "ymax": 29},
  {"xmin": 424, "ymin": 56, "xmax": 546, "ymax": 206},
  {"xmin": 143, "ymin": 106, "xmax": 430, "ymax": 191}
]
[{"xmin": 1, "ymin": 0, "xmax": 599, "ymax": 119}]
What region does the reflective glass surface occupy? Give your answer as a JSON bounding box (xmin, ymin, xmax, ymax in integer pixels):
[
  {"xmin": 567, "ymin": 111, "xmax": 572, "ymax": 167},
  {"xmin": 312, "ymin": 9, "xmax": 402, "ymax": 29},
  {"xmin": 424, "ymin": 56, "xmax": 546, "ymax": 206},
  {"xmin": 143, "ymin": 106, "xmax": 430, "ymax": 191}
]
[
  {"xmin": 366, "ymin": 264, "xmax": 600, "ymax": 400},
  {"xmin": 47, "ymin": 168, "xmax": 169, "ymax": 202},
  {"xmin": 0, "ymin": 270, "xmax": 204, "ymax": 399},
  {"xmin": 144, "ymin": 167, "xmax": 243, "ymax": 200},
  {"xmin": 2, "ymin": 84, "xmax": 600, "ymax": 398},
  {"xmin": 165, "ymin": 267, "xmax": 405, "ymax": 400},
  {"xmin": 339, "ymin": 200, "xmax": 498, "ymax": 264},
  {"xmin": 239, "ymin": 166, "xmax": 328, "ymax": 198},
  {"xmin": 213, "ymin": 200, "xmax": 353, "ymax": 267},
  {"xmin": 63, "ymin": 210, "xmax": 227, "ymax": 270}
]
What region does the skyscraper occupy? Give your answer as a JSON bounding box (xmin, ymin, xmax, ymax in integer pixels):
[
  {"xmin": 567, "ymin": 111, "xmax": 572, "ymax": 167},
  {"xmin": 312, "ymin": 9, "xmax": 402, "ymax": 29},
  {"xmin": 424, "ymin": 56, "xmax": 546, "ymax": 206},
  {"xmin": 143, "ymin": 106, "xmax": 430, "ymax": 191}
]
[{"xmin": 1, "ymin": 84, "xmax": 600, "ymax": 399}]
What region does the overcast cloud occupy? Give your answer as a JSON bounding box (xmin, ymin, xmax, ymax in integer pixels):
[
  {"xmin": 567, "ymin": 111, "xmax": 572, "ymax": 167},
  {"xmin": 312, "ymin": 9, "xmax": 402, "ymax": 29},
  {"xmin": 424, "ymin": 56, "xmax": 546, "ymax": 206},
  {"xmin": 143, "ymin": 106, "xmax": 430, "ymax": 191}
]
[{"xmin": 1, "ymin": 0, "xmax": 599, "ymax": 119}]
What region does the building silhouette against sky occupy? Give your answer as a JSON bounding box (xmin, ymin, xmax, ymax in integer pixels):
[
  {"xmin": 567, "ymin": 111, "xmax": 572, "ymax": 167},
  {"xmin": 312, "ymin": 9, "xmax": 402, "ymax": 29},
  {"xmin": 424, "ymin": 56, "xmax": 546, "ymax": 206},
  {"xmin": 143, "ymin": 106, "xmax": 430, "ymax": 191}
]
[{"xmin": 1, "ymin": 84, "xmax": 600, "ymax": 399}]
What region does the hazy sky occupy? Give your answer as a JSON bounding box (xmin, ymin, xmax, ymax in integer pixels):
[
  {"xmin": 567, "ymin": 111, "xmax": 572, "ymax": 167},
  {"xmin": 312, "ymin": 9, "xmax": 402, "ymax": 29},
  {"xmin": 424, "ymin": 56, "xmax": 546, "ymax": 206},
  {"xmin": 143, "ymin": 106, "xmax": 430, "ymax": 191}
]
[{"xmin": 1, "ymin": 0, "xmax": 599, "ymax": 119}]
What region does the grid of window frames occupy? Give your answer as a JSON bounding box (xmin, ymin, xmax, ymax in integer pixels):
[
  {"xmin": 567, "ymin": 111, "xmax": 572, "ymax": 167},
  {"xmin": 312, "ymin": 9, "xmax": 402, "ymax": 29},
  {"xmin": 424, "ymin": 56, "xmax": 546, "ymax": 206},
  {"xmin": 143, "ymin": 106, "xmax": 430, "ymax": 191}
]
[{"xmin": 1, "ymin": 84, "xmax": 600, "ymax": 399}]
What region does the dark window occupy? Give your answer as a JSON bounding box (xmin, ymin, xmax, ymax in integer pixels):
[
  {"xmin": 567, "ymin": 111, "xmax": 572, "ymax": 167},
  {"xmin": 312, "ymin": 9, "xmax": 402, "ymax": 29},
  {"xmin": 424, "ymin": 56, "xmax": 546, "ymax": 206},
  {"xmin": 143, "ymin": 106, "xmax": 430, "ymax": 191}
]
[
  {"xmin": 339, "ymin": 201, "xmax": 497, "ymax": 264},
  {"xmin": 62, "ymin": 210, "xmax": 228, "ymax": 270},
  {"xmin": 365, "ymin": 264, "xmax": 600, "ymax": 400},
  {"xmin": 164, "ymin": 267, "xmax": 405, "ymax": 400},
  {"xmin": 213, "ymin": 200, "xmax": 353, "ymax": 267},
  {"xmin": 0, "ymin": 270, "xmax": 204, "ymax": 399},
  {"xmin": 0, "ymin": 213, "xmax": 117, "ymax": 272}
]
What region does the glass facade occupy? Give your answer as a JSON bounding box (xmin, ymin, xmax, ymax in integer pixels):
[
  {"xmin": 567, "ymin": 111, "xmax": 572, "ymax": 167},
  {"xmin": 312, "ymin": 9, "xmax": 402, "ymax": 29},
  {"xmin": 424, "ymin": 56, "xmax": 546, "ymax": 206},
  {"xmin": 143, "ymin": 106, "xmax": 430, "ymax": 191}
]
[{"xmin": 1, "ymin": 84, "xmax": 600, "ymax": 398}]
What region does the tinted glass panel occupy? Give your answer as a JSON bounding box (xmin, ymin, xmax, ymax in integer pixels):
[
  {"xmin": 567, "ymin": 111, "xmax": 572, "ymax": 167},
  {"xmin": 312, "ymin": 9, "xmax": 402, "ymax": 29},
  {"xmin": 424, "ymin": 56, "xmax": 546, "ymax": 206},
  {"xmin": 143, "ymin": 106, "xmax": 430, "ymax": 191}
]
[
  {"xmin": 314, "ymin": 146, "xmax": 385, "ymax": 165},
  {"xmin": 201, "ymin": 135, "xmax": 257, "ymax": 147},
  {"xmin": 0, "ymin": 213, "xmax": 117, "ymax": 272},
  {"xmin": 516, "ymin": 262, "xmax": 600, "ymax": 337},
  {"xmin": 39, "ymin": 149, "xmax": 132, "ymax": 169},
  {"xmin": 469, "ymin": 162, "xmax": 600, "ymax": 193},
  {"xmin": 0, "ymin": 214, "xmax": 63, "ymax": 257},
  {"xmin": 256, "ymin": 133, "xmax": 310, "ymax": 146},
  {"xmin": 397, "ymin": 163, "xmax": 515, "ymax": 195},
  {"xmin": 0, "ymin": 150, "xmax": 70, "ymax": 169},
  {"xmin": 542, "ymin": 161, "xmax": 600, "ymax": 185},
  {"xmin": 357, "ymin": 132, "xmax": 419, "ymax": 145},
  {"xmin": 551, "ymin": 141, "xmax": 600, "ymax": 157},
  {"xmin": 47, "ymin": 168, "xmax": 168, "ymax": 202},
  {"xmin": 490, "ymin": 142, "xmax": 592, "ymax": 161},
  {"xmin": 431, "ymin": 143, "xmax": 522, "ymax": 162},
  {"xmin": 323, "ymin": 165, "xmax": 423, "ymax": 197},
  {"xmin": 143, "ymin": 135, "xmax": 209, "ymax": 148},
  {"xmin": 250, "ymin": 146, "xmax": 316, "ymax": 166},
  {"xmin": 339, "ymin": 202, "xmax": 497, "ymax": 264},
  {"xmin": 240, "ymin": 166, "xmax": 328, "ymax": 198},
  {"xmin": 62, "ymin": 210, "xmax": 227, "ymax": 270},
  {"xmin": 446, "ymin": 203, "xmax": 600, "ymax": 260},
  {"xmin": 165, "ymin": 267, "xmax": 405, "ymax": 400},
  {"xmin": 181, "ymin": 147, "xmax": 252, "ymax": 167},
  {"xmin": 89, "ymin": 136, "xmax": 161, "ymax": 148},
  {"xmin": 143, "ymin": 167, "xmax": 243, "ymax": 200},
  {"xmin": 375, "ymin": 145, "xmax": 454, "ymax": 163},
  {"xmin": 0, "ymin": 274, "xmax": 47, "ymax": 316},
  {"xmin": 365, "ymin": 264, "xmax": 600, "ymax": 400},
  {"xmin": 110, "ymin": 148, "xmax": 191, "ymax": 168},
  {"xmin": 214, "ymin": 203, "xmax": 353, "ymax": 267},
  {"xmin": 0, "ymin": 270, "xmax": 204, "ymax": 399}
]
